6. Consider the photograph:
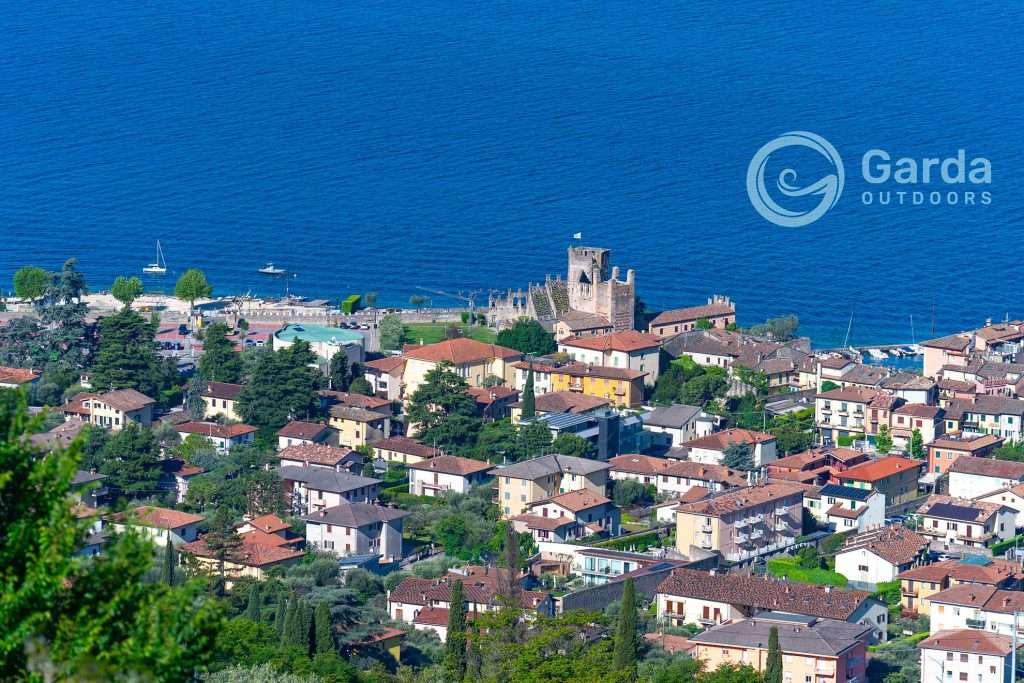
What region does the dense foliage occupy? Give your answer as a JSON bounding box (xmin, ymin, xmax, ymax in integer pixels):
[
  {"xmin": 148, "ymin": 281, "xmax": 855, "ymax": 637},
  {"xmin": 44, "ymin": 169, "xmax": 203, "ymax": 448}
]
[{"xmin": 495, "ymin": 319, "xmax": 556, "ymax": 356}]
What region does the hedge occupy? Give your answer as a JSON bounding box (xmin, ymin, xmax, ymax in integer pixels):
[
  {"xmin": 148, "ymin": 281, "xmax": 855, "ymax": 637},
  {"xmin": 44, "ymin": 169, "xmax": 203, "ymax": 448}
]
[
  {"xmin": 767, "ymin": 556, "xmax": 848, "ymax": 587},
  {"xmin": 989, "ymin": 534, "xmax": 1024, "ymax": 557},
  {"xmin": 594, "ymin": 531, "xmax": 661, "ymax": 552}
]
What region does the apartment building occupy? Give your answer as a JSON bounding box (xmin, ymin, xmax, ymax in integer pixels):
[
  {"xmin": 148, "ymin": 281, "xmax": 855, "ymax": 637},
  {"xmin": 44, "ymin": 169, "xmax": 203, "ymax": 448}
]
[
  {"xmin": 914, "ymin": 495, "xmax": 1014, "ymax": 549},
  {"xmin": 494, "ymin": 454, "xmax": 610, "ymax": 518},
  {"xmin": 927, "ymin": 434, "xmax": 1004, "ymax": 476},
  {"xmin": 947, "ymin": 457, "xmax": 1024, "ymax": 500},
  {"xmin": 803, "ymin": 484, "xmax": 885, "ymax": 533},
  {"xmin": 836, "ymin": 456, "xmax": 924, "ymax": 507},
  {"xmin": 834, "ymin": 526, "xmax": 929, "ymax": 590},
  {"xmin": 648, "ymin": 297, "xmax": 735, "ymax": 337},
  {"xmin": 402, "ymin": 338, "xmax": 522, "ymax": 396},
  {"xmin": 944, "ymin": 396, "xmax": 1024, "ymax": 441},
  {"xmin": 815, "ymin": 387, "xmax": 882, "ymax": 444},
  {"xmin": 889, "ymin": 403, "xmax": 945, "ymax": 449},
  {"xmin": 557, "ymin": 330, "xmax": 662, "ymax": 385},
  {"xmin": 201, "ymin": 381, "xmax": 244, "ymax": 421},
  {"xmin": 681, "ymin": 428, "xmax": 777, "ymax": 468},
  {"xmin": 674, "ymin": 482, "xmax": 804, "ymax": 562},
  {"xmin": 86, "ymin": 389, "xmax": 155, "ymax": 431},
  {"xmin": 406, "ymin": 455, "xmax": 493, "ymax": 497},
  {"xmin": 302, "ymin": 504, "xmax": 408, "ymax": 562},
  {"xmin": 921, "ymin": 333, "xmax": 974, "ymax": 378},
  {"xmin": 899, "ymin": 557, "xmax": 1024, "ymax": 614}
]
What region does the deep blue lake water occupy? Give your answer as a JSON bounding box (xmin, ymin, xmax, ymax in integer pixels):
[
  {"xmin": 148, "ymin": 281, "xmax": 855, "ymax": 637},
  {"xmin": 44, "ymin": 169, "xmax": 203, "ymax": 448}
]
[{"xmin": 1, "ymin": 1, "xmax": 1021, "ymax": 346}]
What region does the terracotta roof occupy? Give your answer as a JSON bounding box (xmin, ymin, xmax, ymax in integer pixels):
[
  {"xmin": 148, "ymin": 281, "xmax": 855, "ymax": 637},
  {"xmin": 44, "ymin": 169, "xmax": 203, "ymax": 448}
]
[
  {"xmin": 893, "ymin": 403, "xmax": 942, "ymax": 419},
  {"xmin": 918, "ymin": 629, "xmax": 1012, "ymax": 656},
  {"xmin": 930, "ymin": 586, "xmax": 1024, "ymax": 615},
  {"xmin": 329, "ymin": 405, "xmax": 390, "ymax": 423},
  {"xmin": 511, "ymin": 513, "xmax": 578, "ymax": 531},
  {"xmin": 112, "ymin": 505, "xmax": 204, "ymax": 530},
  {"xmin": 928, "ymin": 434, "xmax": 1003, "ymax": 452},
  {"xmin": 816, "ymin": 387, "xmax": 884, "ymax": 403},
  {"xmin": 373, "ymin": 436, "xmax": 441, "ymax": 459},
  {"xmin": 202, "ymin": 381, "xmax": 244, "ymax": 400},
  {"xmin": 948, "ymin": 456, "xmax": 1024, "ymax": 480},
  {"xmin": 408, "ymin": 454, "xmax": 493, "ymax": 477},
  {"xmin": 839, "ymin": 456, "xmax": 922, "ymax": 483},
  {"xmin": 176, "ymin": 421, "xmax": 257, "ymax": 439},
  {"xmin": 467, "ymin": 386, "xmax": 520, "ymax": 406},
  {"xmin": 238, "ymin": 513, "xmax": 290, "ymax": 534},
  {"xmin": 839, "ymin": 526, "xmax": 928, "ymax": 566},
  {"xmin": 533, "ymin": 489, "xmax": 611, "ymax": 513},
  {"xmin": 320, "ymin": 390, "xmax": 392, "ymax": 412},
  {"xmin": 899, "ymin": 557, "xmax": 1024, "ymax": 585},
  {"xmin": 363, "ymin": 356, "xmax": 406, "ymax": 374},
  {"xmin": 557, "ymin": 311, "xmax": 613, "ymax": 331},
  {"xmin": 921, "ymin": 334, "xmax": 972, "ymax": 352},
  {"xmin": 62, "ymin": 392, "xmax": 97, "ymax": 416},
  {"xmin": 662, "ymin": 460, "xmax": 746, "ymax": 486},
  {"xmin": 677, "ymin": 486, "xmax": 711, "ymax": 503},
  {"xmin": 277, "ymin": 421, "xmax": 332, "ymax": 441},
  {"xmin": 0, "ymin": 366, "xmax": 40, "ymax": 385},
  {"xmin": 388, "ymin": 570, "xmax": 545, "ymax": 610},
  {"xmin": 95, "ymin": 388, "xmax": 155, "ymax": 412},
  {"xmin": 550, "ymin": 362, "xmax": 646, "ymax": 381},
  {"xmin": 916, "ymin": 495, "xmax": 1004, "ymax": 523},
  {"xmin": 559, "ymin": 330, "xmax": 662, "ymax": 353},
  {"xmin": 279, "ymin": 443, "xmax": 354, "ymax": 466},
  {"xmin": 827, "ymin": 504, "xmax": 867, "ymax": 519},
  {"xmin": 682, "ymin": 428, "xmax": 775, "ymax": 451},
  {"xmin": 528, "ymin": 391, "xmax": 610, "ymax": 414},
  {"xmin": 676, "ymin": 482, "xmax": 805, "ymax": 517},
  {"xmin": 180, "ymin": 534, "xmax": 305, "ymax": 567},
  {"xmin": 656, "ymin": 569, "xmax": 875, "ymax": 621},
  {"xmin": 609, "ymin": 454, "xmax": 673, "ymax": 476},
  {"xmin": 651, "ymin": 302, "xmax": 735, "ymax": 327},
  {"xmin": 403, "ymin": 338, "xmax": 522, "ymax": 364}
]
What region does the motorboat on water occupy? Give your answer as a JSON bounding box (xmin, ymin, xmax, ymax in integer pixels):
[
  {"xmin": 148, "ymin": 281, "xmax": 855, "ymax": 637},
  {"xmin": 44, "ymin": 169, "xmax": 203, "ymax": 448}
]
[{"xmin": 258, "ymin": 263, "xmax": 287, "ymax": 275}]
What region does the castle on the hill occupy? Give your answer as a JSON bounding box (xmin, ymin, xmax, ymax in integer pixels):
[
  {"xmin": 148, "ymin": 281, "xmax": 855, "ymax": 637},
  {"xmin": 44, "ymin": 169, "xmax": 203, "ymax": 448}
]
[{"xmin": 487, "ymin": 246, "xmax": 635, "ymax": 332}]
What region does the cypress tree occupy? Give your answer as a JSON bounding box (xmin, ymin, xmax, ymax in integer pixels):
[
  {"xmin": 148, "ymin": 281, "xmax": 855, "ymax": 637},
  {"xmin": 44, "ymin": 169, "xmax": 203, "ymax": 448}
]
[
  {"xmin": 274, "ymin": 598, "xmax": 287, "ymax": 637},
  {"xmin": 300, "ymin": 600, "xmax": 315, "ymax": 655},
  {"xmin": 282, "ymin": 599, "xmax": 299, "ymax": 646},
  {"xmin": 521, "ymin": 366, "xmax": 536, "ymax": 419},
  {"xmin": 613, "ymin": 577, "xmax": 637, "ymax": 677},
  {"xmin": 162, "ymin": 540, "xmax": 176, "ymax": 586},
  {"xmin": 245, "ymin": 583, "xmax": 261, "ymax": 622},
  {"xmin": 444, "ymin": 580, "xmax": 468, "ymax": 681},
  {"xmin": 314, "ymin": 601, "xmax": 334, "ymax": 655},
  {"xmin": 765, "ymin": 625, "xmax": 783, "ymax": 683}
]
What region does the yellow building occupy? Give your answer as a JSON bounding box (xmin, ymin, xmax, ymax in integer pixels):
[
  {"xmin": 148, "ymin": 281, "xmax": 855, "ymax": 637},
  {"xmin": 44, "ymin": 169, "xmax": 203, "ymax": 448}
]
[
  {"xmin": 180, "ymin": 536, "xmax": 305, "ymax": 588},
  {"xmin": 401, "ymin": 338, "xmax": 522, "ymax": 398},
  {"xmin": 87, "ymin": 389, "xmax": 155, "ymax": 431},
  {"xmin": 836, "ymin": 456, "xmax": 924, "ymax": 507},
  {"xmin": 549, "ymin": 363, "xmax": 646, "ymax": 408},
  {"xmin": 372, "ymin": 436, "xmax": 442, "ymax": 465},
  {"xmin": 494, "ymin": 454, "xmax": 610, "ymax": 518},
  {"xmin": 201, "ymin": 381, "xmax": 244, "ymax": 421},
  {"xmin": 328, "ymin": 405, "xmax": 391, "ymax": 448}
]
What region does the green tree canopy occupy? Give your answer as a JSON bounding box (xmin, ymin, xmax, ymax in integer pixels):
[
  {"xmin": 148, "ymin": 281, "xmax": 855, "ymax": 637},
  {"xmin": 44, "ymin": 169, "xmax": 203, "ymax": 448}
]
[
  {"xmin": 612, "ymin": 577, "xmax": 637, "ymax": 677},
  {"xmin": 764, "ymin": 625, "xmax": 782, "ymax": 683},
  {"xmin": 237, "ymin": 341, "xmax": 322, "ymax": 432},
  {"xmin": 13, "ymin": 265, "xmax": 49, "ymax": 303},
  {"xmin": 551, "ymin": 433, "xmax": 594, "ymax": 458},
  {"xmin": 175, "ymin": 268, "xmax": 213, "ymax": 311},
  {"xmin": 521, "ymin": 366, "xmax": 536, "ymax": 419},
  {"xmin": 111, "ymin": 275, "xmax": 144, "ymax": 307},
  {"xmin": 722, "ymin": 440, "xmax": 754, "ymax": 471},
  {"xmin": 90, "ymin": 306, "xmax": 172, "ymax": 399},
  {"xmin": 875, "ymin": 424, "xmax": 893, "ymax": 455},
  {"xmin": 495, "ymin": 319, "xmax": 556, "ymax": 356},
  {"xmin": 199, "ymin": 322, "xmax": 243, "ymax": 383},
  {"xmin": 444, "ymin": 579, "xmax": 468, "ymax": 681},
  {"xmin": 327, "ymin": 349, "xmax": 350, "ymax": 391},
  {"xmin": 378, "ymin": 314, "xmax": 405, "ymax": 351},
  {"xmin": 406, "ymin": 363, "xmax": 480, "ymax": 453}
]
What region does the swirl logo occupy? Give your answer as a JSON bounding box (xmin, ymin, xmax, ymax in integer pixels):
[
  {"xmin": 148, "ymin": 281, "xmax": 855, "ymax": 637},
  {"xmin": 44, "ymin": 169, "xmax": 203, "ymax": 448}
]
[{"xmin": 746, "ymin": 131, "xmax": 845, "ymax": 227}]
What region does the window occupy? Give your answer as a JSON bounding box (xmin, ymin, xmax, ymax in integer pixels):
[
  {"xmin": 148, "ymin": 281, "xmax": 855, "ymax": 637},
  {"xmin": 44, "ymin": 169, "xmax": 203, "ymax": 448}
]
[
  {"xmin": 858, "ymin": 565, "xmax": 869, "ymax": 572},
  {"xmin": 960, "ymin": 654, "xmax": 968, "ymax": 663}
]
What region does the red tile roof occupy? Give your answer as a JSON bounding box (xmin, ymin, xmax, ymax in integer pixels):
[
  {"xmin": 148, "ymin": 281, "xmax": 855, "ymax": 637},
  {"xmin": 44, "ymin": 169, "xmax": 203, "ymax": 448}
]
[
  {"xmin": 403, "ymin": 338, "xmax": 521, "ymax": 364},
  {"xmin": 898, "ymin": 557, "xmax": 1024, "ymax": 585},
  {"xmin": 176, "ymin": 421, "xmax": 257, "ymax": 439},
  {"xmin": 238, "ymin": 513, "xmax": 291, "ymax": 534},
  {"xmin": 559, "ymin": 330, "xmax": 662, "ymax": 353},
  {"xmin": 95, "ymin": 388, "xmax": 155, "ymax": 412},
  {"xmin": 676, "ymin": 482, "xmax": 805, "ymax": 517},
  {"xmin": 0, "ymin": 366, "xmax": 40, "ymax": 385},
  {"xmin": 202, "ymin": 381, "xmax": 244, "ymax": 400},
  {"xmin": 276, "ymin": 421, "xmax": 331, "ymax": 441},
  {"xmin": 180, "ymin": 535, "xmax": 305, "ymax": 567},
  {"xmin": 279, "ymin": 443, "xmax": 354, "ymax": 466},
  {"xmin": 364, "ymin": 356, "xmax": 406, "ymax": 374},
  {"xmin": 511, "ymin": 513, "xmax": 578, "ymax": 531},
  {"xmin": 112, "ymin": 505, "xmax": 205, "ymax": 530},
  {"xmin": 608, "ymin": 454, "xmax": 673, "ymax": 476},
  {"xmin": 839, "ymin": 456, "xmax": 922, "ymax": 483},
  {"xmin": 408, "ymin": 454, "xmax": 493, "ymax": 476},
  {"xmin": 533, "ymin": 489, "xmax": 611, "ymax": 513},
  {"xmin": 840, "ymin": 526, "xmax": 928, "ymax": 566},
  {"xmin": 651, "ymin": 302, "xmax": 735, "ymax": 327},
  {"xmin": 682, "ymin": 428, "xmax": 775, "ymax": 451},
  {"xmin": 918, "ymin": 630, "xmax": 1012, "ymax": 656},
  {"xmin": 373, "ymin": 436, "xmax": 441, "ymax": 459},
  {"xmin": 467, "ymin": 386, "xmax": 520, "ymax": 406}
]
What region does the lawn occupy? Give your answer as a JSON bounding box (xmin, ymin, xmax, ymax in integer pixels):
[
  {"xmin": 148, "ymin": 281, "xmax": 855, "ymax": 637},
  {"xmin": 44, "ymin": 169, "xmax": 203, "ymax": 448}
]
[
  {"xmin": 766, "ymin": 556, "xmax": 848, "ymax": 587},
  {"xmin": 404, "ymin": 322, "xmax": 497, "ymax": 345}
]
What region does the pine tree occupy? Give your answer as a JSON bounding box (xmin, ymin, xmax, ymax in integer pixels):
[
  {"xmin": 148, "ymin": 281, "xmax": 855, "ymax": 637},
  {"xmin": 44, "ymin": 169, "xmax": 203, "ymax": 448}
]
[
  {"xmin": 613, "ymin": 577, "xmax": 638, "ymax": 677},
  {"xmin": 198, "ymin": 321, "xmax": 242, "ymax": 383},
  {"xmin": 274, "ymin": 599, "xmax": 288, "ymax": 637},
  {"xmin": 328, "ymin": 349, "xmax": 350, "ymax": 391},
  {"xmin": 314, "ymin": 601, "xmax": 334, "ymax": 654},
  {"xmin": 521, "ymin": 366, "xmax": 536, "ymax": 419},
  {"xmin": 764, "ymin": 625, "xmax": 783, "ymax": 683},
  {"xmin": 246, "ymin": 584, "xmax": 262, "ymax": 622},
  {"xmin": 162, "ymin": 540, "xmax": 176, "ymax": 586},
  {"xmin": 444, "ymin": 580, "xmax": 468, "ymax": 681}
]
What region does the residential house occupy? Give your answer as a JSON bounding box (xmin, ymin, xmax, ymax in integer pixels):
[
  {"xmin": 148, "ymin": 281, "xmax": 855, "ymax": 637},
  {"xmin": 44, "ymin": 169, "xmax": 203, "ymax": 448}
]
[
  {"xmin": 803, "ymin": 483, "xmax": 885, "ymax": 533},
  {"xmin": 174, "ymin": 421, "xmax": 257, "ymax": 454},
  {"xmin": 655, "ymin": 568, "xmax": 889, "ymax": 642},
  {"xmin": 362, "ymin": 356, "xmax": 406, "ymax": 401},
  {"xmin": 944, "ymin": 396, "xmax": 1024, "ymax": 441},
  {"xmin": 974, "ymin": 484, "xmax": 1024, "ymax": 530},
  {"xmin": 87, "ymin": 389, "xmax": 154, "ymax": 431},
  {"xmin": 548, "ymin": 363, "xmax": 646, "ymax": 408},
  {"xmin": 467, "ymin": 386, "xmax": 519, "ymax": 420},
  {"xmin": 648, "ymin": 297, "xmax": 736, "ymax": 337},
  {"xmin": 558, "ymin": 330, "xmax": 662, "ymax": 385},
  {"xmin": 158, "ymin": 459, "xmax": 205, "ymax": 504},
  {"xmin": 921, "ymin": 333, "xmax": 974, "ymax": 378},
  {"xmin": 401, "ymin": 338, "xmax": 522, "ymax": 397},
  {"xmin": 641, "ymin": 404, "xmax": 716, "ymax": 448},
  {"xmin": 278, "ymin": 443, "xmax": 358, "ymax": 472},
  {"xmin": 372, "ymin": 436, "xmax": 442, "ymax": 466},
  {"xmin": 31, "ymin": 420, "xmax": 88, "ymax": 452},
  {"xmin": 889, "ymin": 403, "xmax": 945, "ymax": 450},
  {"xmin": 302, "ymin": 503, "xmax": 408, "ymax": 562},
  {"xmin": 899, "ymin": 556, "xmax": 1024, "ymax": 614},
  {"xmin": 662, "ymin": 328, "xmax": 743, "ymax": 368},
  {"xmin": 928, "ymin": 585, "xmax": 1024, "ymax": 639},
  {"xmin": 572, "ymin": 547, "xmax": 683, "ymax": 586},
  {"xmin": 235, "ymin": 513, "xmax": 305, "ymax": 545},
  {"xmin": 880, "ymin": 371, "xmax": 938, "ymax": 404},
  {"xmin": 407, "ymin": 455, "xmax": 493, "ymax": 496},
  {"xmin": 836, "ymin": 456, "xmax": 924, "ymax": 507},
  {"xmin": 766, "ymin": 447, "xmax": 871, "ymax": 486},
  {"xmin": 328, "ymin": 405, "xmax": 390, "ymax": 448},
  {"xmin": 180, "ymin": 529, "xmax": 305, "ymax": 585},
  {"xmin": 109, "ymin": 506, "xmax": 204, "ymax": 547},
  {"xmin": 70, "ymin": 469, "xmax": 109, "ymax": 509},
  {"xmin": 509, "ymin": 390, "xmax": 611, "ymax": 425},
  {"xmin": 815, "ymin": 387, "xmax": 882, "ymax": 444},
  {"xmin": 280, "ymin": 466, "xmax": 381, "ymax": 514},
  {"xmin": 681, "ymin": 428, "xmax": 777, "ymax": 468},
  {"xmin": 277, "ymin": 421, "xmax": 334, "ymax": 450},
  {"xmin": 918, "ymin": 630, "xmax": 1013, "ymax": 683},
  {"xmin": 689, "ymin": 613, "xmax": 870, "ymax": 683},
  {"xmin": 947, "ymin": 457, "xmax": 1024, "ymax": 500},
  {"xmin": 816, "ymin": 356, "xmax": 889, "ymax": 391},
  {"xmin": 607, "ymin": 454, "xmax": 744, "ymax": 497},
  {"xmin": 513, "ymin": 490, "xmax": 620, "ymax": 542},
  {"xmin": 201, "ymin": 381, "xmax": 244, "ymax": 421},
  {"xmin": 552, "ymin": 310, "xmax": 614, "ymax": 341},
  {"xmin": 915, "ymin": 495, "xmax": 1014, "ymax": 549},
  {"xmin": 927, "ymin": 434, "xmax": 1004, "ymax": 477},
  {"xmin": 674, "ymin": 482, "xmax": 805, "ymax": 563},
  {"xmin": 834, "ymin": 526, "xmax": 930, "ymax": 590},
  {"xmin": 0, "ymin": 366, "xmax": 40, "ymax": 388},
  {"xmin": 494, "ymin": 454, "xmax": 610, "ymax": 518}
]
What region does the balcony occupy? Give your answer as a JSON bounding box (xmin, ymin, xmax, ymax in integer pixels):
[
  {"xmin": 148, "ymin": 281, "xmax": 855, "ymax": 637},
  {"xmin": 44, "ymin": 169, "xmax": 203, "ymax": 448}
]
[
  {"xmin": 775, "ymin": 522, "xmax": 793, "ymax": 533},
  {"xmin": 699, "ymin": 537, "xmax": 713, "ymax": 549},
  {"xmin": 966, "ymin": 617, "xmax": 986, "ymax": 629},
  {"xmin": 700, "ymin": 523, "xmax": 713, "ymax": 533},
  {"xmin": 775, "ymin": 505, "xmax": 790, "ymax": 514},
  {"xmin": 749, "ymin": 529, "xmax": 765, "ymax": 542},
  {"xmin": 735, "ymin": 517, "xmax": 750, "ymax": 528},
  {"xmin": 734, "ymin": 532, "xmax": 748, "ymax": 543},
  {"xmin": 748, "ymin": 513, "xmax": 764, "ymax": 524}
]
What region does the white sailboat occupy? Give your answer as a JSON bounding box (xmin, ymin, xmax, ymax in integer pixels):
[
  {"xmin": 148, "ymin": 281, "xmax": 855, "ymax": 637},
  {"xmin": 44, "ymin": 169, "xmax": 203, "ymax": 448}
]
[{"xmin": 143, "ymin": 240, "xmax": 167, "ymax": 275}]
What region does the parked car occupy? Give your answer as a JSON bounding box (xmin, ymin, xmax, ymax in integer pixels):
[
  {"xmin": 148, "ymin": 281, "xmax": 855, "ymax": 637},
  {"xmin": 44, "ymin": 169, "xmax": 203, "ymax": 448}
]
[{"xmin": 177, "ymin": 324, "xmax": 189, "ymax": 335}]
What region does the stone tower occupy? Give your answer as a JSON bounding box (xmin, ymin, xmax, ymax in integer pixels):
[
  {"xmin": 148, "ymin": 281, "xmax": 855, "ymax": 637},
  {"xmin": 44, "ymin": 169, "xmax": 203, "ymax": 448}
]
[{"xmin": 566, "ymin": 246, "xmax": 635, "ymax": 331}]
